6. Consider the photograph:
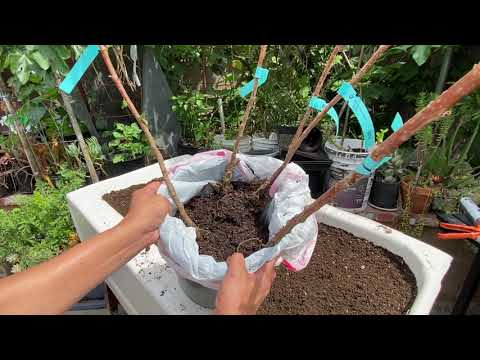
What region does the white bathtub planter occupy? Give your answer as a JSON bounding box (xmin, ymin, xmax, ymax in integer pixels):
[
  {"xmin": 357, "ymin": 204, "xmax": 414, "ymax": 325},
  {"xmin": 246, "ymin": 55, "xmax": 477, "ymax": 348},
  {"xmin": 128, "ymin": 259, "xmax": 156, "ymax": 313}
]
[{"xmin": 67, "ymin": 154, "xmax": 452, "ymax": 315}]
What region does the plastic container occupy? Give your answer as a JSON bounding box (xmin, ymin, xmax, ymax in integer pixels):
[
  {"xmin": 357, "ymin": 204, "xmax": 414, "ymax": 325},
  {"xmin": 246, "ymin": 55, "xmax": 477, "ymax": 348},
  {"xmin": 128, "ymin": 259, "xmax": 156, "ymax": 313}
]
[
  {"xmin": 277, "ymin": 126, "xmax": 296, "ymax": 151},
  {"xmin": 177, "ymin": 276, "xmax": 217, "ymax": 309},
  {"xmin": 325, "ymin": 137, "xmax": 374, "ymax": 213},
  {"xmin": 252, "ymin": 133, "xmax": 279, "ymax": 153},
  {"xmin": 369, "ymin": 175, "xmax": 400, "ymax": 211},
  {"xmin": 290, "ymin": 153, "xmax": 332, "ymax": 199},
  {"xmin": 214, "ymin": 134, "xmax": 251, "ymax": 153}
]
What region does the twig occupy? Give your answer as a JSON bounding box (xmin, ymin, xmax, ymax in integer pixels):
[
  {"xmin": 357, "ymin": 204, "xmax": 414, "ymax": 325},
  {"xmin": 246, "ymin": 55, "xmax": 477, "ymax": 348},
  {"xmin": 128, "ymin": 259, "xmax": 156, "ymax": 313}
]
[
  {"xmin": 267, "ymin": 62, "xmax": 480, "ymax": 246},
  {"xmin": 223, "ymin": 45, "xmax": 268, "ymax": 186},
  {"xmin": 99, "ymin": 45, "xmax": 197, "ymax": 230},
  {"xmin": 260, "ymin": 45, "xmax": 391, "ymax": 194}
]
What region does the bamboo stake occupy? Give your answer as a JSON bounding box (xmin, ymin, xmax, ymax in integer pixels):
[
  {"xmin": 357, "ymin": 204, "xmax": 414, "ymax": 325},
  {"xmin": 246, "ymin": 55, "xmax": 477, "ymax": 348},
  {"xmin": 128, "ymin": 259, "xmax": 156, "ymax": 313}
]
[
  {"xmin": 260, "ymin": 45, "xmax": 391, "ymax": 194},
  {"xmin": 268, "ymin": 63, "xmax": 480, "ymax": 246},
  {"xmin": 56, "ymin": 76, "xmax": 99, "ymax": 183},
  {"xmin": 223, "ymin": 45, "xmax": 268, "ymax": 186},
  {"xmin": 99, "ymin": 45, "xmax": 197, "ymax": 229}
]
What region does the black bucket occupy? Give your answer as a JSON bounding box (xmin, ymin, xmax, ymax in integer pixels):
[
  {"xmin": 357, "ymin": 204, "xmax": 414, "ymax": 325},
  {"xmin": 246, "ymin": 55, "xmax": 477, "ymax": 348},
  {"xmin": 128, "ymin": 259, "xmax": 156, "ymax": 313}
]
[
  {"xmin": 277, "ymin": 150, "xmax": 332, "ymax": 199},
  {"xmin": 369, "ymin": 175, "xmax": 400, "ymax": 211}
]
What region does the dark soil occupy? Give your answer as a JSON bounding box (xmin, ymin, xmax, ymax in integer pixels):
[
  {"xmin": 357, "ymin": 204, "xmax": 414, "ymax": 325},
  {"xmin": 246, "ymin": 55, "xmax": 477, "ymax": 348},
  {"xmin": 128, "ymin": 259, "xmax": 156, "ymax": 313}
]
[
  {"xmin": 258, "ymin": 223, "xmax": 417, "ymax": 315},
  {"xmin": 102, "ymin": 178, "xmax": 163, "ymax": 217},
  {"xmin": 182, "ymin": 181, "xmax": 269, "ymax": 261}
]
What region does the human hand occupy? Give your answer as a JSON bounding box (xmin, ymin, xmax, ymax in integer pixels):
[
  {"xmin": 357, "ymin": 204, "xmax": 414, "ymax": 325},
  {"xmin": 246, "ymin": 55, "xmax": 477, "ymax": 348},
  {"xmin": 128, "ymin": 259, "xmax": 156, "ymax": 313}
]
[
  {"xmin": 121, "ymin": 181, "xmax": 171, "ymax": 245},
  {"xmin": 215, "ymin": 253, "xmax": 277, "ymax": 315}
]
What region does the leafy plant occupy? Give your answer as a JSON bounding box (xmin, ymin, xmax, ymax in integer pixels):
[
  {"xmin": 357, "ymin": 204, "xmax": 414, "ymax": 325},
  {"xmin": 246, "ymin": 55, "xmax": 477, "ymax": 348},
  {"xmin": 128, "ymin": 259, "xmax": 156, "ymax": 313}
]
[
  {"xmin": 107, "ymin": 123, "xmax": 150, "ymax": 163},
  {"xmin": 378, "ymin": 151, "xmax": 405, "ymax": 184},
  {"xmin": 406, "ymin": 91, "xmax": 480, "ymax": 213},
  {"xmin": 65, "ymin": 137, "xmax": 108, "ymax": 176},
  {"xmin": 375, "ymin": 128, "xmax": 389, "ymax": 143},
  {"xmin": 0, "ymin": 165, "xmax": 86, "ymax": 272}
]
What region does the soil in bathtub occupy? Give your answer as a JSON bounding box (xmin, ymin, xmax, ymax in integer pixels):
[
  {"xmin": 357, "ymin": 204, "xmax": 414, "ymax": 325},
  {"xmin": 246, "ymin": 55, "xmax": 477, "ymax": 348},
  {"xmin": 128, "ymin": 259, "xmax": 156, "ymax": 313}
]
[
  {"xmin": 258, "ymin": 223, "xmax": 417, "ymax": 315},
  {"xmin": 102, "ymin": 177, "xmax": 163, "ymax": 217},
  {"xmin": 103, "ymin": 180, "xmax": 269, "ymax": 261},
  {"xmin": 179, "ymin": 181, "xmax": 269, "ymax": 261}
]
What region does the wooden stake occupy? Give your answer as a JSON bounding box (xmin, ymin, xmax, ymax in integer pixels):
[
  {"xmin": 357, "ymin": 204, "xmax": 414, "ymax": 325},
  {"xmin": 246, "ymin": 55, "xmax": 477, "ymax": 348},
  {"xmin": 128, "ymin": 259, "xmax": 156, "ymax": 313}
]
[
  {"xmin": 56, "ymin": 76, "xmax": 99, "ymax": 183},
  {"xmin": 268, "ymin": 63, "xmax": 480, "ymax": 246},
  {"xmin": 223, "ymin": 45, "xmax": 268, "ymax": 186},
  {"xmin": 99, "ymin": 45, "xmax": 197, "ymax": 229}
]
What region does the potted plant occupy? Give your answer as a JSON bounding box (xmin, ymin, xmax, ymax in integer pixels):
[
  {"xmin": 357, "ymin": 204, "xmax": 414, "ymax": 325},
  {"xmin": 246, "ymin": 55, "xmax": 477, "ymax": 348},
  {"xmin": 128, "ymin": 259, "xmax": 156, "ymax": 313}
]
[
  {"xmin": 105, "ymin": 123, "xmax": 151, "ymax": 177},
  {"xmin": 369, "ymin": 151, "xmax": 404, "ymax": 211},
  {"xmin": 401, "ymin": 91, "xmax": 480, "ymax": 215}
]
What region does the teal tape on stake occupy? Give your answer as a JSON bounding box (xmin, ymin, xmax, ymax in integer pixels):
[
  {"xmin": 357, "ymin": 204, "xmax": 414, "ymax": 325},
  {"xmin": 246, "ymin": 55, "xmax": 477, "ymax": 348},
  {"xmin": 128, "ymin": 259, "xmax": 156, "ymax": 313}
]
[
  {"xmin": 391, "ymin": 112, "xmax": 404, "ymax": 132},
  {"xmin": 59, "ymin": 45, "xmax": 100, "ymax": 94},
  {"xmin": 239, "ymin": 67, "xmax": 269, "ymax": 98},
  {"xmin": 309, "ymin": 96, "xmax": 340, "ymax": 135},
  {"xmin": 354, "ymin": 112, "xmax": 405, "ymax": 176},
  {"xmin": 338, "ymin": 82, "xmax": 376, "ymax": 150}
]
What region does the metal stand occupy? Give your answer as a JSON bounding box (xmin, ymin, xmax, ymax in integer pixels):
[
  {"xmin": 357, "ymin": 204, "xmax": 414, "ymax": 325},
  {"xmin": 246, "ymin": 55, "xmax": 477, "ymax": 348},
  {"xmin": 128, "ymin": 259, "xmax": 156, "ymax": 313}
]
[{"xmin": 452, "ymin": 241, "xmax": 480, "ymax": 315}]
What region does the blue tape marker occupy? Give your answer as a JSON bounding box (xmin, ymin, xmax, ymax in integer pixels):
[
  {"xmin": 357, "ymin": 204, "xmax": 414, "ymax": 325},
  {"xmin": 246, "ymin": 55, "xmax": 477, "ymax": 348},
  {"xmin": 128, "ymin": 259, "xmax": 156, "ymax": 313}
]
[
  {"xmin": 239, "ymin": 67, "xmax": 269, "ymax": 98},
  {"xmin": 355, "ymin": 155, "xmax": 392, "ymax": 176},
  {"xmin": 59, "ymin": 45, "xmax": 100, "ymax": 94},
  {"xmin": 391, "ymin": 112, "xmax": 404, "ymax": 132},
  {"xmin": 355, "ymin": 112, "xmax": 404, "ymax": 176},
  {"xmin": 338, "ymin": 82, "xmax": 376, "ymax": 150},
  {"xmin": 309, "ymin": 96, "xmax": 340, "ymax": 135}
]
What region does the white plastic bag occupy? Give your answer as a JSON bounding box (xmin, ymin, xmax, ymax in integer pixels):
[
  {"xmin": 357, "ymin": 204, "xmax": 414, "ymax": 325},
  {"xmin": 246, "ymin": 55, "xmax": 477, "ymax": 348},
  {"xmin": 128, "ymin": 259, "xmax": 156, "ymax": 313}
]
[{"xmin": 156, "ymin": 150, "xmax": 318, "ymax": 289}]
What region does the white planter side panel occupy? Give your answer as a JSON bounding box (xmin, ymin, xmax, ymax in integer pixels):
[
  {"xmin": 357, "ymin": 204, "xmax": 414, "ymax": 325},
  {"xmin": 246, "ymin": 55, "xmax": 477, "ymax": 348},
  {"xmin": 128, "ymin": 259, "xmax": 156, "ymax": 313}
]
[{"xmin": 68, "ymin": 155, "xmax": 452, "ymax": 315}]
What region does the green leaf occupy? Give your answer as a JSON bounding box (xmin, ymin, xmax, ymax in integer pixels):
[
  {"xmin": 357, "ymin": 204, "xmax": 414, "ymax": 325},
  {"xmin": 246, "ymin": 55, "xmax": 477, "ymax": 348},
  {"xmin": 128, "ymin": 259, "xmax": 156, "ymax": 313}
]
[
  {"xmin": 121, "ymin": 99, "xmax": 128, "ymax": 109},
  {"xmin": 410, "ymin": 45, "xmax": 432, "ymax": 66},
  {"xmin": 17, "ymin": 54, "xmax": 32, "ymax": 85},
  {"xmin": 53, "ymin": 46, "xmax": 71, "ymax": 60},
  {"xmin": 112, "ymin": 154, "xmax": 125, "ymax": 164},
  {"xmin": 232, "ymin": 59, "xmax": 243, "ymax": 70},
  {"xmin": 30, "ymin": 51, "xmax": 50, "ymax": 70},
  {"xmin": 300, "ymin": 86, "xmax": 310, "ymax": 99}
]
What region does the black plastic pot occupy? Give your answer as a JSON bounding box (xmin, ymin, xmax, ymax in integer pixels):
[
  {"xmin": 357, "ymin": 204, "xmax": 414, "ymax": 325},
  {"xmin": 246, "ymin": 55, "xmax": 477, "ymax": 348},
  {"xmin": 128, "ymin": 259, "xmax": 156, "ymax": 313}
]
[
  {"xmin": 277, "ymin": 126, "xmax": 323, "ymax": 154},
  {"xmin": 369, "ymin": 175, "xmax": 400, "ymax": 211},
  {"xmin": 104, "ymin": 157, "xmax": 146, "ymax": 177},
  {"xmin": 277, "ymin": 150, "xmax": 332, "ymax": 199}
]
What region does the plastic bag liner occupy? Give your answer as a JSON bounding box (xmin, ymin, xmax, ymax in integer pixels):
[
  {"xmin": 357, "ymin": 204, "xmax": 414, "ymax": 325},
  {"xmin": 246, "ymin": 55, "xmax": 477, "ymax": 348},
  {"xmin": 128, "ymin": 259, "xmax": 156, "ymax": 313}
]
[{"xmin": 156, "ymin": 150, "xmax": 318, "ymax": 290}]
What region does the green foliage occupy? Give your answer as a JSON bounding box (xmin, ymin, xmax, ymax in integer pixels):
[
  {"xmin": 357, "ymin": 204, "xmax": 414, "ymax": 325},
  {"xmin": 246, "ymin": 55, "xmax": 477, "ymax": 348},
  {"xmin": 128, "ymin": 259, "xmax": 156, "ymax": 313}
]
[
  {"xmin": 375, "ymin": 128, "xmax": 389, "ymax": 143},
  {"xmin": 0, "ymin": 166, "xmax": 86, "ymax": 272},
  {"xmin": 107, "ymin": 123, "xmax": 150, "ymax": 163},
  {"xmin": 65, "ymin": 137, "xmax": 107, "ymax": 175},
  {"xmin": 378, "ymin": 151, "xmax": 405, "ymax": 184},
  {"xmin": 405, "ymin": 91, "xmax": 480, "ymax": 213}
]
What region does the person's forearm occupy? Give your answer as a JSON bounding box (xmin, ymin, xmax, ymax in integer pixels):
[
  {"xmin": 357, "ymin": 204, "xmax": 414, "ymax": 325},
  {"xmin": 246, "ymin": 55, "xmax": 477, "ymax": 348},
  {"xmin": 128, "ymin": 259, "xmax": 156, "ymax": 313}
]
[{"xmin": 0, "ymin": 221, "xmax": 149, "ymax": 314}]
